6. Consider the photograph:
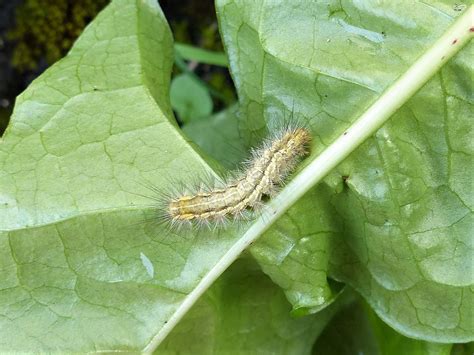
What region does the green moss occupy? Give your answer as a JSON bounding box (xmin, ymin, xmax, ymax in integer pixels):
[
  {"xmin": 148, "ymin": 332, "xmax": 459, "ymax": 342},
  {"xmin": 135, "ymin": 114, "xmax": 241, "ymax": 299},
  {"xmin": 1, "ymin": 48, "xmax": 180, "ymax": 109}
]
[{"xmin": 8, "ymin": 0, "xmax": 108, "ymax": 71}]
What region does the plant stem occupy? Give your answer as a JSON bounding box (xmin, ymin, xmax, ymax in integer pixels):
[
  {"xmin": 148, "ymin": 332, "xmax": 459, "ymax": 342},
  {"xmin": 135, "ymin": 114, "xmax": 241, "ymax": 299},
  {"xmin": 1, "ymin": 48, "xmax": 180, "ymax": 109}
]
[
  {"xmin": 174, "ymin": 53, "xmax": 228, "ymax": 101},
  {"xmin": 174, "ymin": 43, "xmax": 229, "ymax": 67},
  {"xmin": 144, "ymin": 6, "xmax": 473, "ymax": 352}
]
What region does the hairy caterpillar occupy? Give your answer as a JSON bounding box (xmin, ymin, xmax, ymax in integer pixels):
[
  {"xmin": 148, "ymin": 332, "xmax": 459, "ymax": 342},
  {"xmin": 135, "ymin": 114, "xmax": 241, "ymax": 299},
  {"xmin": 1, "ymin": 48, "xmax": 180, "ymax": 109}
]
[{"xmin": 161, "ymin": 124, "xmax": 312, "ymax": 229}]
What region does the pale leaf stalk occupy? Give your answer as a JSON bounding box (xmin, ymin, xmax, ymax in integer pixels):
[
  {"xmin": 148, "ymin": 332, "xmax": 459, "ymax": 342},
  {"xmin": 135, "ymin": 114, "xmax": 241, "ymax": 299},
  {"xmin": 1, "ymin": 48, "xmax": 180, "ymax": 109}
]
[{"xmin": 144, "ymin": 7, "xmax": 473, "ymax": 352}]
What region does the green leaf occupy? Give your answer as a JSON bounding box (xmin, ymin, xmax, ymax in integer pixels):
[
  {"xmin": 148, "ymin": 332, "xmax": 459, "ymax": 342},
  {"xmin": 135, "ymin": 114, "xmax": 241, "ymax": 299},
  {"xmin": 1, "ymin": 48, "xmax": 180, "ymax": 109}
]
[
  {"xmin": 0, "ymin": 0, "xmax": 235, "ymax": 351},
  {"xmin": 313, "ymin": 296, "xmax": 455, "ymax": 355},
  {"xmin": 170, "ymin": 73, "xmax": 213, "ymax": 123},
  {"xmin": 174, "ymin": 43, "xmax": 229, "ymax": 67},
  {"xmin": 216, "ymin": 0, "xmax": 473, "ymax": 343},
  {"xmin": 159, "ymin": 256, "xmax": 350, "ymax": 354},
  {"xmin": 250, "ymin": 186, "xmax": 345, "ymax": 316},
  {"xmin": 182, "ymin": 104, "xmax": 247, "ymax": 169}
]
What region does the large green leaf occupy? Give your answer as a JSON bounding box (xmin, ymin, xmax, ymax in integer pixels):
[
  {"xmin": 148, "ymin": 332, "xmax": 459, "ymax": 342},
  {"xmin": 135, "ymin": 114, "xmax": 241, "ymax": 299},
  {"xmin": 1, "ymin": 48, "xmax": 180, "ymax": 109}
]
[
  {"xmin": 0, "ymin": 0, "xmax": 243, "ymax": 351},
  {"xmin": 216, "ymin": 0, "xmax": 473, "ymax": 343}
]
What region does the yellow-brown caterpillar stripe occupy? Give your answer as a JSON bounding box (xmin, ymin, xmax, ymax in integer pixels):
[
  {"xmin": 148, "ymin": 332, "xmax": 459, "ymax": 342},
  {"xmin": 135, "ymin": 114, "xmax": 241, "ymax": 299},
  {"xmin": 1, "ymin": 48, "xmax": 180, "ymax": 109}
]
[{"xmin": 167, "ymin": 127, "xmax": 311, "ymax": 225}]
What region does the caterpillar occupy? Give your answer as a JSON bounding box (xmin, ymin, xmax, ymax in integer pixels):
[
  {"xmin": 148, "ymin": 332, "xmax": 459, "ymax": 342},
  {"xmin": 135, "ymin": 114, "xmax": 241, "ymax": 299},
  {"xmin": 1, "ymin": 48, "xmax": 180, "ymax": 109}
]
[{"xmin": 161, "ymin": 124, "xmax": 312, "ymax": 229}]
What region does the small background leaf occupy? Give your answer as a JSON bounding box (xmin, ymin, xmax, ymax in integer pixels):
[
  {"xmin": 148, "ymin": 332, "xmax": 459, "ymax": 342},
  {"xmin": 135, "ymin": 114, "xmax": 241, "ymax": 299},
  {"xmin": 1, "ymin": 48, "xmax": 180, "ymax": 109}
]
[
  {"xmin": 170, "ymin": 73, "xmax": 213, "ymax": 123},
  {"xmin": 182, "ymin": 104, "xmax": 247, "ymax": 169}
]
